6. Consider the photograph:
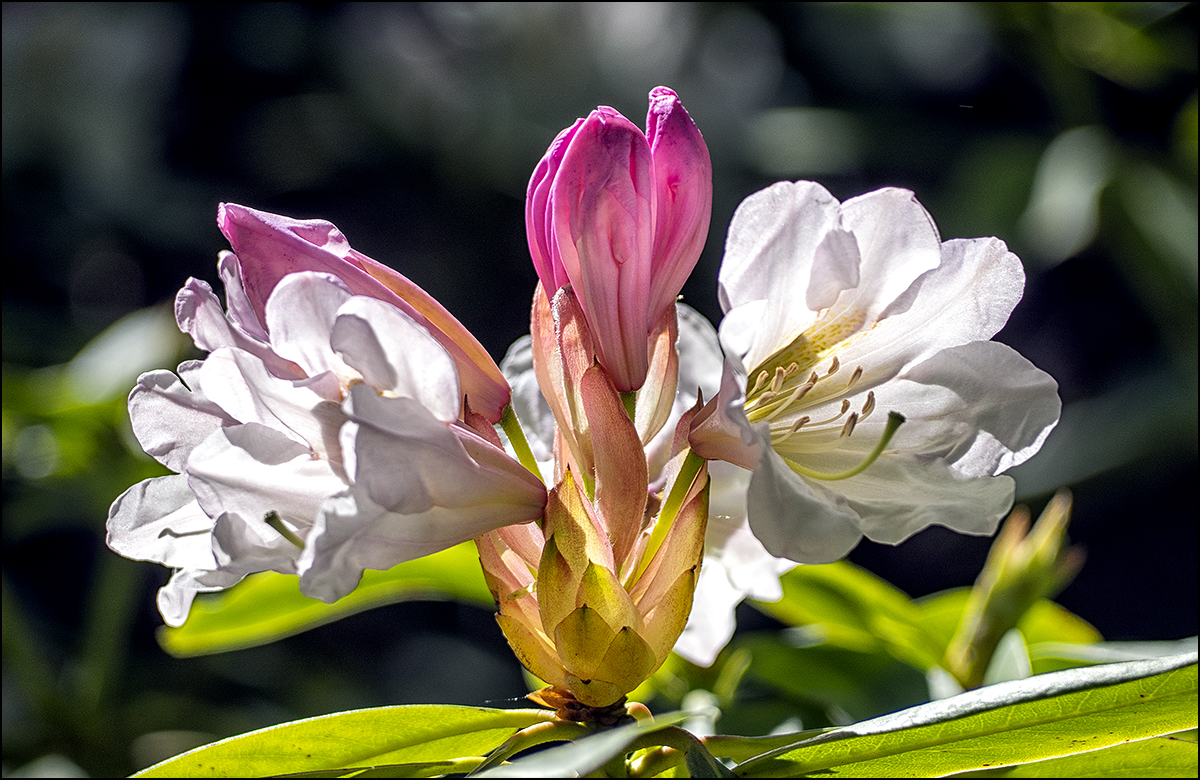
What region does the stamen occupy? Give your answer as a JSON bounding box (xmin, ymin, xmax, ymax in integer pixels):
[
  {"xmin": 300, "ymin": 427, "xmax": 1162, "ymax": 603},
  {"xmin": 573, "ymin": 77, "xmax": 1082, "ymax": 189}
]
[
  {"xmin": 771, "ymin": 366, "xmax": 786, "ymax": 393},
  {"xmin": 772, "ymin": 415, "xmax": 810, "ymax": 445},
  {"xmin": 827, "ymin": 355, "xmax": 840, "ymax": 376},
  {"xmin": 840, "ymin": 412, "xmax": 859, "ymax": 437},
  {"xmin": 749, "ymin": 370, "xmax": 770, "ymax": 397},
  {"xmin": 746, "ymin": 390, "xmax": 777, "ymax": 411},
  {"xmin": 847, "ymin": 365, "xmax": 864, "ymax": 389},
  {"xmin": 861, "ymin": 391, "xmax": 876, "ymax": 420},
  {"xmin": 783, "ymin": 411, "xmax": 906, "ymax": 481},
  {"xmin": 784, "ymin": 362, "xmax": 800, "ymax": 378}
]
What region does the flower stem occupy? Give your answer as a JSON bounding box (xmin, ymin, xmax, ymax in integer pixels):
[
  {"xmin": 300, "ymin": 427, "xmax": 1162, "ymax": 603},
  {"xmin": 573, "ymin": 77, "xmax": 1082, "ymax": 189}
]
[{"xmin": 501, "ymin": 403, "xmax": 543, "ymax": 479}]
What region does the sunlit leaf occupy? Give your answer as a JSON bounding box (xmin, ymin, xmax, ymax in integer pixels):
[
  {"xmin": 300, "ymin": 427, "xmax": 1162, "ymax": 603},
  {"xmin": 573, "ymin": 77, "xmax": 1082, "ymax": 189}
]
[
  {"xmin": 733, "ymin": 652, "xmax": 1197, "ymax": 777},
  {"xmin": 158, "ymin": 543, "xmax": 492, "ymax": 657},
  {"xmin": 948, "ymin": 732, "xmax": 1197, "ymax": 777},
  {"xmin": 133, "ymin": 705, "xmax": 555, "ymax": 778}
]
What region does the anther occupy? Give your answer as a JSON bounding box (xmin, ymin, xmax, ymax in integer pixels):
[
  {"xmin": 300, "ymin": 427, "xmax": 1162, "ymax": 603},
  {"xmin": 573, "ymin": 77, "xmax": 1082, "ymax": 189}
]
[
  {"xmin": 840, "ymin": 412, "xmax": 859, "ymax": 437},
  {"xmin": 772, "ymin": 366, "xmax": 786, "ymax": 393},
  {"xmin": 827, "ymin": 356, "xmax": 840, "ymax": 376},
  {"xmin": 773, "ymin": 415, "xmax": 811, "ymax": 445},
  {"xmin": 749, "ymin": 370, "xmax": 770, "ymax": 397},
  {"xmin": 847, "ymin": 365, "xmax": 864, "ymax": 388},
  {"xmin": 861, "ymin": 391, "xmax": 876, "ymax": 419}
]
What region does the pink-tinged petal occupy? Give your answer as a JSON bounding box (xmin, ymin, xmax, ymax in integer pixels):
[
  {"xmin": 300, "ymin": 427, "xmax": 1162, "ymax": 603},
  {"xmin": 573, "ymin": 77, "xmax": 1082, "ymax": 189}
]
[
  {"xmin": 645, "ymin": 86, "xmax": 712, "ymax": 323},
  {"xmin": 527, "ymin": 119, "xmax": 585, "ymax": 296},
  {"xmin": 746, "ymin": 442, "xmax": 864, "ymax": 564},
  {"xmin": 218, "ymin": 203, "xmax": 510, "ymax": 421},
  {"xmin": 263, "ymin": 272, "xmax": 354, "ymax": 378},
  {"xmin": 175, "ymin": 277, "xmax": 303, "ymax": 379},
  {"xmin": 689, "ymin": 364, "xmax": 762, "ymax": 472},
  {"xmin": 579, "ymin": 364, "xmax": 648, "ymax": 567},
  {"xmin": 217, "ymin": 251, "xmax": 268, "ymax": 341},
  {"xmin": 351, "ymin": 248, "xmax": 511, "ymax": 422},
  {"xmin": 331, "ymin": 296, "xmax": 460, "ymax": 424},
  {"xmin": 106, "ymin": 475, "xmax": 216, "ymax": 570},
  {"xmin": 128, "ymin": 369, "xmax": 235, "ymax": 472},
  {"xmin": 185, "ymin": 421, "xmax": 345, "ymax": 532},
  {"xmin": 554, "ymin": 109, "xmax": 655, "ymax": 392}
]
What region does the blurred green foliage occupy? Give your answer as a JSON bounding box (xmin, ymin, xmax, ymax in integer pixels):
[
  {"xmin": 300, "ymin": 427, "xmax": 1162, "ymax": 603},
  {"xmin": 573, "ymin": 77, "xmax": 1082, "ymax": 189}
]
[{"xmin": 3, "ymin": 2, "xmax": 1195, "ymax": 776}]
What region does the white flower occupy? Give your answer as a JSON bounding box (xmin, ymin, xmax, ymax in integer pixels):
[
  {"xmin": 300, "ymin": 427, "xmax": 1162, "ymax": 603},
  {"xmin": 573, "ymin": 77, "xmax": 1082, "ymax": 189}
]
[
  {"xmin": 501, "ymin": 302, "xmax": 793, "ymax": 667},
  {"xmin": 108, "ymin": 266, "xmax": 545, "ymax": 625},
  {"xmin": 692, "ymin": 181, "xmax": 1061, "ymax": 564}
]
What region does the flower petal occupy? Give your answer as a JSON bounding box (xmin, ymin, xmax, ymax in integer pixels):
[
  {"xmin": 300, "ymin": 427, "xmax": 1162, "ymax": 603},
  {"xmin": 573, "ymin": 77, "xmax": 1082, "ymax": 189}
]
[
  {"xmin": 107, "ymin": 475, "xmax": 216, "ymax": 570},
  {"xmin": 263, "ymin": 271, "xmax": 354, "ymax": 378},
  {"xmin": 186, "ymin": 421, "xmax": 345, "ymax": 531},
  {"xmin": 331, "ymin": 296, "xmax": 460, "ymax": 424},
  {"xmin": 128, "ymin": 369, "xmax": 235, "ymax": 472},
  {"xmin": 746, "ymin": 439, "xmax": 864, "ymax": 563}
]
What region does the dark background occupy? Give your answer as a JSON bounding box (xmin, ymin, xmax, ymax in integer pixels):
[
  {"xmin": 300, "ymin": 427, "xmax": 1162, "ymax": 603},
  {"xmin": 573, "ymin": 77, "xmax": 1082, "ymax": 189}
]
[{"xmin": 3, "ymin": 3, "xmax": 1196, "ymax": 776}]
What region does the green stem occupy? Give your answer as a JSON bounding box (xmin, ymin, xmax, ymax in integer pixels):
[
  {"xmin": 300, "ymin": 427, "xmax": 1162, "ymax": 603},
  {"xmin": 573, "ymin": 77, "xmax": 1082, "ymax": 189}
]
[
  {"xmin": 783, "ymin": 411, "xmax": 905, "ymax": 481},
  {"xmin": 501, "ymin": 403, "xmax": 543, "ymax": 479},
  {"xmin": 265, "ymin": 512, "xmax": 304, "ymax": 549},
  {"xmin": 620, "ymin": 390, "xmax": 638, "ymax": 421},
  {"xmin": 467, "ymin": 720, "xmax": 591, "ymax": 777},
  {"xmin": 628, "ymin": 450, "xmax": 705, "ymax": 587}
]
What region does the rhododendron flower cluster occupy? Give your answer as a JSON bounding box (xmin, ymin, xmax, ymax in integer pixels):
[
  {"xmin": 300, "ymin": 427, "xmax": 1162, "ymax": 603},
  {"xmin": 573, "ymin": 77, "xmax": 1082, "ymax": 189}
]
[{"xmin": 108, "ymin": 87, "xmax": 1060, "ymax": 712}]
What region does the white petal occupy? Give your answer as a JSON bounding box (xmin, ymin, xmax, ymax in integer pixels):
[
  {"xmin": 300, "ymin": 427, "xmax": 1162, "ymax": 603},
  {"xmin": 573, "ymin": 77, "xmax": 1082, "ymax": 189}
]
[
  {"xmin": 675, "ymin": 304, "xmax": 724, "ymax": 405},
  {"xmin": 834, "ymin": 188, "xmax": 943, "ymax": 321},
  {"xmin": 827, "ymin": 454, "xmax": 1015, "ymax": 544},
  {"xmin": 264, "ymin": 271, "xmax": 354, "ymax": 377},
  {"xmin": 344, "ymin": 384, "xmax": 545, "ymax": 514},
  {"xmin": 157, "ymin": 568, "xmax": 243, "ymax": 628},
  {"xmin": 299, "ymin": 483, "xmax": 541, "ymax": 603},
  {"xmin": 106, "ymin": 475, "xmax": 216, "ymax": 570},
  {"xmin": 747, "ymin": 439, "xmax": 864, "ymax": 563},
  {"xmin": 211, "ymin": 512, "xmax": 300, "ymax": 574},
  {"xmin": 199, "ymin": 348, "xmax": 344, "ymax": 459},
  {"xmin": 832, "ymin": 236, "xmax": 1025, "ymax": 389},
  {"xmin": 128, "ymin": 370, "xmax": 235, "ymax": 472},
  {"xmin": 719, "ymin": 182, "xmax": 840, "ymax": 370},
  {"xmin": 332, "ymin": 296, "xmax": 460, "ymax": 423},
  {"xmin": 186, "ymin": 421, "xmax": 345, "ymax": 531},
  {"xmin": 500, "ymin": 334, "xmax": 555, "ymax": 461},
  {"xmin": 881, "ymin": 341, "xmax": 1060, "ymax": 475}
]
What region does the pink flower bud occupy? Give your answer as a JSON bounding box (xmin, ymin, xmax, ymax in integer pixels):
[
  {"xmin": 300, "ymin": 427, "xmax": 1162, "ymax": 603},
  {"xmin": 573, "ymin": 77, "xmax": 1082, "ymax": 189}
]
[{"xmin": 527, "ymin": 88, "xmax": 711, "ymax": 392}]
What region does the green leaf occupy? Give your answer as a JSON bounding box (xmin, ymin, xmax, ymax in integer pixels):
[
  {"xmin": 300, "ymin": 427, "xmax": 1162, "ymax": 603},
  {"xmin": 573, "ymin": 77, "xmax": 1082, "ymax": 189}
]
[
  {"xmin": 158, "ymin": 543, "xmax": 492, "ymax": 657},
  {"xmin": 474, "ymin": 713, "xmax": 688, "ymax": 778},
  {"xmin": 738, "ymin": 635, "xmax": 930, "ymax": 724},
  {"xmin": 733, "ymin": 652, "xmax": 1197, "ymax": 777},
  {"xmin": 948, "ymin": 733, "xmax": 1198, "ymax": 777},
  {"xmin": 133, "ymin": 705, "xmax": 555, "ymax": 778},
  {"xmin": 752, "ymin": 561, "xmax": 943, "ymax": 671},
  {"xmin": 1030, "ymin": 637, "xmax": 1198, "ymax": 675}
]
